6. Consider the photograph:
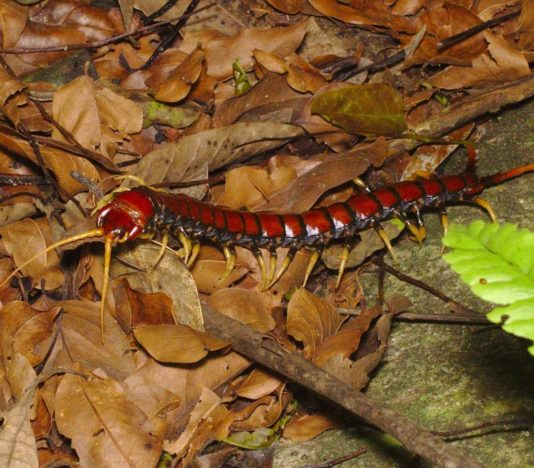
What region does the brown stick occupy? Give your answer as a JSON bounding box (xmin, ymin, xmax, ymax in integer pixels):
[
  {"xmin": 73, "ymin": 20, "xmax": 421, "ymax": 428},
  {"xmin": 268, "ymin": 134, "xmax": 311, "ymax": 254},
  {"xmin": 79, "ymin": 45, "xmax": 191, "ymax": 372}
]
[{"xmin": 202, "ymin": 305, "xmax": 484, "ymax": 468}]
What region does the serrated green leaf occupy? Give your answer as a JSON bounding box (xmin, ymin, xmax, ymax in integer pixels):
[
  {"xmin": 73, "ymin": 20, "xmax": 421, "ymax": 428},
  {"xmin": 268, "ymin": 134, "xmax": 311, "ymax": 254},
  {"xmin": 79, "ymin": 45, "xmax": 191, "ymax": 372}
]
[
  {"xmin": 443, "ymin": 221, "xmax": 534, "ymax": 355},
  {"xmin": 310, "ymin": 84, "xmax": 407, "ymax": 136}
]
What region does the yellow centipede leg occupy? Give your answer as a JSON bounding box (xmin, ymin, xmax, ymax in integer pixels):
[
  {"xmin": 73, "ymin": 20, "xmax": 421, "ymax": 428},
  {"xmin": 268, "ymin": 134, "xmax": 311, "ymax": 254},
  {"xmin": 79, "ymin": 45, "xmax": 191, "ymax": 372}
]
[
  {"xmin": 376, "ymin": 225, "xmax": 397, "ymax": 261},
  {"xmin": 186, "ymin": 242, "xmax": 201, "ymax": 268},
  {"xmin": 254, "ymin": 250, "xmax": 268, "ymax": 290},
  {"xmin": 440, "ymin": 209, "xmax": 449, "ymax": 236},
  {"xmin": 405, "ymin": 220, "xmax": 425, "ymax": 248},
  {"xmin": 268, "ymin": 248, "xmax": 295, "ymax": 289},
  {"xmin": 335, "ymin": 246, "xmax": 351, "ymax": 290},
  {"xmin": 100, "ymin": 234, "xmax": 113, "ymax": 343},
  {"xmin": 219, "ymin": 246, "xmax": 236, "ymax": 282},
  {"xmin": 303, "ymin": 249, "xmax": 320, "ymax": 287},
  {"xmin": 178, "ymin": 232, "xmax": 192, "ymax": 264},
  {"xmin": 474, "ymin": 197, "xmax": 497, "ymax": 223},
  {"xmin": 268, "ymin": 250, "xmax": 277, "ymax": 288}
]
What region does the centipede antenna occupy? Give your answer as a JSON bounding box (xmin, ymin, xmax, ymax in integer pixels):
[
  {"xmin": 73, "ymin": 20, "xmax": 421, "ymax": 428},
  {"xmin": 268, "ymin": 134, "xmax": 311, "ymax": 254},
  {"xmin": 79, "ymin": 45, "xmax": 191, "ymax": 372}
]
[
  {"xmin": 481, "ymin": 162, "xmax": 534, "ymax": 187},
  {"xmin": 474, "ymin": 197, "xmax": 497, "ymax": 223},
  {"xmin": 219, "ymin": 245, "xmax": 236, "ymax": 283},
  {"xmin": 178, "ymin": 232, "xmax": 192, "ymax": 264},
  {"xmin": 303, "ymin": 249, "xmax": 320, "ymax": 287},
  {"xmin": 187, "ymin": 242, "xmax": 201, "ymax": 268},
  {"xmin": 100, "ymin": 234, "xmax": 113, "ymax": 343},
  {"xmin": 376, "ymin": 226, "xmax": 397, "ymax": 261},
  {"xmin": 0, "ymin": 228, "xmax": 105, "ymax": 289},
  {"xmin": 336, "ymin": 246, "xmax": 351, "ymax": 289},
  {"xmin": 268, "ymin": 248, "xmax": 296, "ymax": 289}
]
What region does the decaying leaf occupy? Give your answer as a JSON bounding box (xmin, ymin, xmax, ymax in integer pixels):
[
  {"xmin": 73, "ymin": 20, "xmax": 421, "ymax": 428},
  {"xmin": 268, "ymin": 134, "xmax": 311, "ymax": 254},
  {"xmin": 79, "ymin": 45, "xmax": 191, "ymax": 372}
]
[{"xmin": 311, "ymin": 84, "xmax": 407, "ymax": 136}]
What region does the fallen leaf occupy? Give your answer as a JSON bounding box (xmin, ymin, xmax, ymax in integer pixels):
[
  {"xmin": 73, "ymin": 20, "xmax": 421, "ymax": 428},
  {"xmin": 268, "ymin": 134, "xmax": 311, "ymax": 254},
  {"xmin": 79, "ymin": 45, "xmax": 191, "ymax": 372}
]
[
  {"xmin": 134, "ymin": 323, "xmax": 229, "ymax": 364},
  {"xmin": 207, "ymin": 288, "xmax": 275, "ymax": 333},
  {"xmin": 283, "ymin": 413, "xmax": 340, "ymax": 442},
  {"xmin": 56, "ymin": 374, "xmax": 164, "ymax": 467}
]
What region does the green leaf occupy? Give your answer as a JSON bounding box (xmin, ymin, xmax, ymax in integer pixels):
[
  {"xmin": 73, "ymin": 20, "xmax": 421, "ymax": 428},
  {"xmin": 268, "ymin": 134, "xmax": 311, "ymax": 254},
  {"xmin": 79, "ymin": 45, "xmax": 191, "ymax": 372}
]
[
  {"xmin": 310, "ymin": 84, "xmax": 407, "ymax": 136},
  {"xmin": 443, "ymin": 220, "xmax": 534, "ymax": 355}
]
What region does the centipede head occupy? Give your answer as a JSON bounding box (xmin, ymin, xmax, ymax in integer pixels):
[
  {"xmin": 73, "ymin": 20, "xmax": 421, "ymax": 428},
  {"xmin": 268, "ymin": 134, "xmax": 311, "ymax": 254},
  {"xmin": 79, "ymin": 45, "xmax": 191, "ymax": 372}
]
[{"xmin": 96, "ymin": 189, "xmax": 155, "ymax": 243}]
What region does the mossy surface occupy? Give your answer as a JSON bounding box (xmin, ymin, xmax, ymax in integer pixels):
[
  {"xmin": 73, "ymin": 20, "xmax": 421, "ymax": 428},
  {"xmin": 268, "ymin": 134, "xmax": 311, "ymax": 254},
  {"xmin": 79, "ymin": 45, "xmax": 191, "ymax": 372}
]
[{"xmin": 273, "ymin": 99, "xmax": 534, "ymax": 467}]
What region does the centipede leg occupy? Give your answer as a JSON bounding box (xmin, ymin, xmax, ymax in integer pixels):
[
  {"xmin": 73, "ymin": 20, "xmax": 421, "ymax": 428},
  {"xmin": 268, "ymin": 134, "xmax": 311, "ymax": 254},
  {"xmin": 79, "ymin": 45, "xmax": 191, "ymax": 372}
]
[
  {"xmin": 303, "ymin": 248, "xmax": 321, "ymax": 287},
  {"xmin": 252, "ymin": 247, "xmax": 269, "ymax": 290},
  {"xmin": 398, "ymin": 213, "xmax": 425, "ymax": 248},
  {"xmin": 474, "ymin": 197, "xmax": 497, "ymax": 223},
  {"xmin": 336, "ymin": 245, "xmax": 351, "ymax": 289},
  {"xmin": 153, "ymin": 231, "xmax": 169, "ymax": 267},
  {"xmin": 267, "ymin": 247, "xmax": 277, "ymax": 287},
  {"xmin": 353, "ymin": 177, "xmax": 370, "ymax": 192},
  {"xmin": 439, "ymin": 207, "xmax": 449, "ymax": 236},
  {"xmin": 268, "ymin": 247, "xmax": 296, "ymax": 289},
  {"xmin": 375, "ymin": 224, "xmax": 397, "ymax": 261},
  {"xmin": 220, "ymin": 245, "xmax": 236, "ymax": 282},
  {"xmin": 178, "ymin": 232, "xmax": 192, "ymax": 263},
  {"xmin": 186, "ymin": 241, "xmax": 200, "ymax": 268}
]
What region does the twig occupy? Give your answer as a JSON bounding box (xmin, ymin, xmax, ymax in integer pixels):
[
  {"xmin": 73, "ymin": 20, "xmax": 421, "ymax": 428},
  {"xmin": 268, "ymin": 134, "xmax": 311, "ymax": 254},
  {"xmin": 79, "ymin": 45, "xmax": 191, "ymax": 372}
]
[
  {"xmin": 437, "ymin": 8, "xmax": 521, "ymax": 51},
  {"xmin": 337, "ymin": 308, "xmax": 490, "ymax": 325},
  {"xmin": 138, "ymin": 0, "xmax": 202, "ymax": 70},
  {"xmin": 0, "ymin": 174, "xmax": 49, "ymax": 186},
  {"xmin": 0, "ymin": 4, "xmax": 215, "ymax": 54},
  {"xmin": 305, "ymin": 447, "xmax": 367, "ymax": 468},
  {"xmin": 432, "ymin": 418, "xmax": 532, "ymax": 439},
  {"xmin": 371, "ymin": 257, "xmax": 479, "ymax": 315},
  {"xmin": 202, "ymin": 305, "xmax": 484, "ymax": 468}
]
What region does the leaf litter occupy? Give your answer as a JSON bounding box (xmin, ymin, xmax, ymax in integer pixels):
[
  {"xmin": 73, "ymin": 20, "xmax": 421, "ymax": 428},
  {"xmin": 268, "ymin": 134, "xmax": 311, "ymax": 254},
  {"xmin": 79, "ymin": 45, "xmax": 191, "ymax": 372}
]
[{"xmin": 0, "ymin": 0, "xmax": 531, "ymax": 465}]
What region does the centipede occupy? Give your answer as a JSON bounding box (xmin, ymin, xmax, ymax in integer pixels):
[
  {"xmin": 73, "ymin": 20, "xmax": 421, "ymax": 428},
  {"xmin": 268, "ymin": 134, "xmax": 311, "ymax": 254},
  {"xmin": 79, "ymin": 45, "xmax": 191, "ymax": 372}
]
[{"xmin": 5, "ymin": 151, "xmax": 534, "ymax": 337}]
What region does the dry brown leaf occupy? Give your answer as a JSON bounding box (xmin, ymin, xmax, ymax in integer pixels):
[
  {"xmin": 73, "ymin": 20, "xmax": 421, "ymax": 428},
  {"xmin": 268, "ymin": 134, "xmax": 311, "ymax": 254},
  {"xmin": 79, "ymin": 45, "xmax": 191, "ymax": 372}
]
[
  {"xmin": 110, "ymin": 243, "xmax": 203, "ymax": 330},
  {"xmin": 126, "ymin": 122, "xmax": 303, "ymax": 194},
  {"xmin": 190, "ymin": 258, "xmax": 248, "ymax": 294},
  {"xmin": 56, "ymin": 374, "xmax": 164, "ymax": 467},
  {"xmin": 237, "ymin": 369, "xmax": 282, "ymax": 400},
  {"xmin": 308, "ymin": 0, "xmax": 416, "ymax": 34},
  {"xmin": 286, "ymin": 288, "xmax": 344, "ymax": 359},
  {"xmin": 0, "ymin": 0, "xmax": 28, "ymax": 48},
  {"xmin": 207, "ymin": 288, "xmax": 275, "ymax": 333},
  {"xmin": 134, "ymin": 324, "xmax": 229, "ymax": 364},
  {"xmin": 0, "ymin": 68, "xmax": 25, "ymax": 107},
  {"xmin": 283, "ymin": 413, "xmax": 340, "ymax": 442},
  {"xmin": 204, "ymin": 20, "xmax": 310, "ymax": 79},
  {"xmin": 164, "ymin": 386, "xmax": 222, "ymax": 456},
  {"xmin": 152, "ymin": 48, "xmax": 205, "ymax": 103},
  {"xmin": 266, "ymin": 0, "xmax": 304, "ymax": 14},
  {"xmin": 314, "ymin": 306, "xmax": 383, "ymax": 367},
  {"xmin": 215, "ymin": 165, "xmax": 297, "ymax": 210},
  {"xmin": 213, "ymin": 72, "xmax": 303, "ymax": 127},
  {"xmin": 431, "ymin": 31, "xmax": 530, "ymax": 89},
  {"xmin": 0, "ymin": 218, "xmax": 64, "ymax": 289},
  {"xmin": 253, "ymin": 139, "xmax": 388, "ymax": 212},
  {"xmin": 48, "ymin": 301, "xmax": 137, "ymax": 381}
]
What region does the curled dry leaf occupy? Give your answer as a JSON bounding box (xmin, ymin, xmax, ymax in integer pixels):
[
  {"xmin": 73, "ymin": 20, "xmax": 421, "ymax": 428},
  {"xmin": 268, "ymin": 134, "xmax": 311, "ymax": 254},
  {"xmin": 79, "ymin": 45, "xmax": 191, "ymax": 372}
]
[
  {"xmin": 0, "ymin": 218, "xmax": 64, "ymax": 289},
  {"xmin": 266, "ymin": 0, "xmax": 304, "ymax": 14},
  {"xmin": 127, "ymin": 122, "xmax": 303, "ymax": 193},
  {"xmin": 237, "ymin": 369, "xmax": 282, "ymax": 400},
  {"xmin": 111, "ymin": 243, "xmax": 203, "ymax": 330},
  {"xmin": 253, "ymin": 139, "xmax": 388, "ymax": 212},
  {"xmin": 207, "ymin": 288, "xmax": 275, "ymax": 333},
  {"xmin": 308, "ymin": 0, "xmax": 416, "ymax": 34},
  {"xmin": 431, "ymin": 31, "xmax": 531, "ymax": 89},
  {"xmin": 190, "ymin": 259, "xmax": 248, "ymax": 295},
  {"xmin": 55, "ymin": 374, "xmax": 164, "ymax": 467},
  {"xmin": 53, "ymin": 75, "xmax": 143, "ymax": 152},
  {"xmin": 286, "ymin": 288, "xmax": 344, "ymax": 359},
  {"xmin": 134, "ymin": 323, "xmax": 229, "ymax": 364},
  {"xmin": 204, "ymin": 20, "xmax": 310, "ymax": 80},
  {"xmin": 282, "ymin": 413, "xmax": 340, "ymax": 442}
]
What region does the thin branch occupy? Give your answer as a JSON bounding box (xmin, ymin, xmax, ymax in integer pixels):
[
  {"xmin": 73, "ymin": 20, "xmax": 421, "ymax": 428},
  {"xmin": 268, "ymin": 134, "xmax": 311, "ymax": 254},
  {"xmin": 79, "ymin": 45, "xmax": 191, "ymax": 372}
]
[
  {"xmin": 437, "ymin": 8, "xmax": 521, "ymax": 51},
  {"xmin": 371, "ymin": 257, "xmax": 480, "ymax": 315},
  {"xmin": 305, "ymin": 448, "xmax": 367, "ymax": 468},
  {"xmin": 202, "ymin": 305, "xmax": 484, "ymax": 468},
  {"xmin": 0, "ymin": 4, "xmax": 215, "ymax": 55}
]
